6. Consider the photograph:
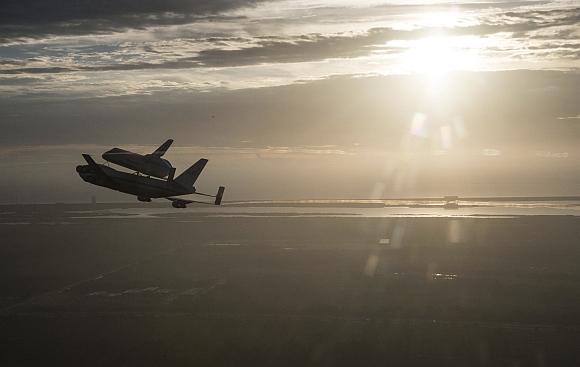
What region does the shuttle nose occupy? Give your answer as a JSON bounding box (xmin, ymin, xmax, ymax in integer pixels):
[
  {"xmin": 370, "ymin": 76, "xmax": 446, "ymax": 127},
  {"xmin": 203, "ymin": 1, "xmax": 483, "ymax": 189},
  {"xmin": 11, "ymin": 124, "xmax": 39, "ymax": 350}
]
[
  {"xmin": 161, "ymin": 158, "xmax": 173, "ymax": 169},
  {"xmin": 102, "ymin": 148, "xmax": 123, "ymax": 162},
  {"xmin": 101, "ymin": 149, "xmax": 114, "ymax": 161}
]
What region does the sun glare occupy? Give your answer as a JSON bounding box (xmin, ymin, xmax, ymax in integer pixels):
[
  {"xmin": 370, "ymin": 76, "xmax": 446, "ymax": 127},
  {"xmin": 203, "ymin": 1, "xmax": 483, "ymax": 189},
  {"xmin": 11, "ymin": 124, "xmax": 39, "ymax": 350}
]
[
  {"xmin": 418, "ymin": 11, "xmax": 461, "ymax": 28},
  {"xmin": 401, "ymin": 36, "xmax": 484, "ymax": 83}
]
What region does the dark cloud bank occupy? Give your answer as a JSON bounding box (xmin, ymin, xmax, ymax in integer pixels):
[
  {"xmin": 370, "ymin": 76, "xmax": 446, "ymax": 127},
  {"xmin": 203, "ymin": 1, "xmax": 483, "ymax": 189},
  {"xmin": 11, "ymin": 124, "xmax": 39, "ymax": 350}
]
[
  {"xmin": 0, "ymin": 0, "xmax": 265, "ymax": 42},
  {"xmin": 1, "ymin": 0, "xmax": 578, "ymax": 46},
  {"xmin": 1, "ymin": 70, "xmax": 578, "ymax": 147}
]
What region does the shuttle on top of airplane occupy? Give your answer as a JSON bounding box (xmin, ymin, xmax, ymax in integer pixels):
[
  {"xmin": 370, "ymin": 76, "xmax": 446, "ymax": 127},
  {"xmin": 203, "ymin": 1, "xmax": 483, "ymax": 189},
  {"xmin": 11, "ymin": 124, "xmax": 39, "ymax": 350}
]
[
  {"xmin": 77, "ymin": 139, "xmax": 225, "ymax": 208},
  {"xmin": 102, "ymin": 139, "xmax": 176, "ymax": 181}
]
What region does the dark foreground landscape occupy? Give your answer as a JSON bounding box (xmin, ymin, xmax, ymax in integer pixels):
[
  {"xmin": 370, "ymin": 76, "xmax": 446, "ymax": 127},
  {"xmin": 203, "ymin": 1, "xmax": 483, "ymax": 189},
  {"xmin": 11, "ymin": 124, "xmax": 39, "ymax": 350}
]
[{"xmin": 1, "ymin": 204, "xmax": 580, "ymax": 366}]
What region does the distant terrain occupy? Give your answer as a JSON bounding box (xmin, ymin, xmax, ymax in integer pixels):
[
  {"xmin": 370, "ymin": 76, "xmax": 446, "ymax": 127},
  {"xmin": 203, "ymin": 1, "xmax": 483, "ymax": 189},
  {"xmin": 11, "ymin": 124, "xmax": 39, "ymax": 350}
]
[{"xmin": 1, "ymin": 204, "xmax": 580, "ymax": 366}]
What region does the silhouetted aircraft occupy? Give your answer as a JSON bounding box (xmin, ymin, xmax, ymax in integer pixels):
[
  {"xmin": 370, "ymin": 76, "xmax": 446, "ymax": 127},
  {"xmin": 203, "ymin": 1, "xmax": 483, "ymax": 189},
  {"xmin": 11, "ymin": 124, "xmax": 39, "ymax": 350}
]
[
  {"xmin": 76, "ymin": 154, "xmax": 225, "ymax": 208},
  {"xmin": 102, "ymin": 139, "xmax": 176, "ymax": 180}
]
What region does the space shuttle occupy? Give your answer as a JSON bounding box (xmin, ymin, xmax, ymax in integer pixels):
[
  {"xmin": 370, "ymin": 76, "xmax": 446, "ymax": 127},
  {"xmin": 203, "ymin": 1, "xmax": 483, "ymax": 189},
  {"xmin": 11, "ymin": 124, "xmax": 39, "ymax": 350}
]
[{"xmin": 102, "ymin": 139, "xmax": 176, "ymax": 180}]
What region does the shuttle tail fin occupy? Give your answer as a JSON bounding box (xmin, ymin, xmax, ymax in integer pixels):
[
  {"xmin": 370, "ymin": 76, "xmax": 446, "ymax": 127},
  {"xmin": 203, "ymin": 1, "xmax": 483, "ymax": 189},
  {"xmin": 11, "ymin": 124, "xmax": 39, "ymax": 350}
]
[
  {"xmin": 151, "ymin": 139, "xmax": 173, "ymax": 157},
  {"xmin": 174, "ymin": 158, "xmax": 208, "ymax": 188}
]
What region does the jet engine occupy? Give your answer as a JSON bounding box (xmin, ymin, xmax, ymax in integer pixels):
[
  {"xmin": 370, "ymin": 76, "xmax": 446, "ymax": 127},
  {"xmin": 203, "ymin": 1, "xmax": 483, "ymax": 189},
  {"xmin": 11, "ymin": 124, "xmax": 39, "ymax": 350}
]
[{"xmin": 172, "ymin": 201, "xmax": 187, "ymax": 208}]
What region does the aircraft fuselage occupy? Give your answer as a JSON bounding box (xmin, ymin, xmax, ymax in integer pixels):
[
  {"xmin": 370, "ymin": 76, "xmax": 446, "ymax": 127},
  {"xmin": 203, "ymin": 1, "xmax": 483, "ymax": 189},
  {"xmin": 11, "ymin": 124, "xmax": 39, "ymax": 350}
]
[{"xmin": 76, "ymin": 163, "xmax": 194, "ymax": 199}]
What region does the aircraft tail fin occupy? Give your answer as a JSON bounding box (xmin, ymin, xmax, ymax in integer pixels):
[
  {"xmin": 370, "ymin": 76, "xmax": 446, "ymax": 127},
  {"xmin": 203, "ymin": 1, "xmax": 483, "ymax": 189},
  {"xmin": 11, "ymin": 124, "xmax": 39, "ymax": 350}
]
[
  {"xmin": 174, "ymin": 158, "xmax": 208, "ymax": 188},
  {"xmin": 151, "ymin": 139, "xmax": 173, "ymax": 157},
  {"xmin": 80, "ymin": 154, "xmax": 108, "ymax": 177},
  {"xmin": 83, "ymin": 154, "xmax": 99, "ymax": 167}
]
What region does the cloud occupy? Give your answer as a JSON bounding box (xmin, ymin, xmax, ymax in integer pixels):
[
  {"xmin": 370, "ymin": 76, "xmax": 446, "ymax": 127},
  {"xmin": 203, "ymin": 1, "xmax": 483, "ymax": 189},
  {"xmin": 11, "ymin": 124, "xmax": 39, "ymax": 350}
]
[
  {"xmin": 2, "ymin": 10, "xmax": 578, "ymax": 76},
  {"xmin": 557, "ymin": 115, "xmax": 580, "ymax": 120},
  {"xmin": 1, "ymin": 70, "xmax": 578, "ymax": 146},
  {"xmin": 1, "ymin": 0, "xmax": 577, "ymax": 44},
  {"xmin": 0, "ymin": 0, "xmax": 265, "ymax": 42},
  {"xmin": 1, "ymin": 1, "xmax": 578, "ymax": 101},
  {"xmin": 0, "ymin": 28, "xmax": 412, "ymax": 74},
  {"xmin": 0, "ymin": 143, "xmax": 349, "ymax": 159},
  {"xmin": 0, "ymin": 58, "xmax": 27, "ymax": 66}
]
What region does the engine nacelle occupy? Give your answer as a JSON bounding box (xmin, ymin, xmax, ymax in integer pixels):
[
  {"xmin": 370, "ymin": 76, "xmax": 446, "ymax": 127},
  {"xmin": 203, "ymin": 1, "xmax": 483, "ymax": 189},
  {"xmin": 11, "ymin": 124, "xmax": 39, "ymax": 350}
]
[
  {"xmin": 172, "ymin": 201, "xmax": 187, "ymax": 208},
  {"xmin": 137, "ymin": 196, "xmax": 151, "ymax": 202}
]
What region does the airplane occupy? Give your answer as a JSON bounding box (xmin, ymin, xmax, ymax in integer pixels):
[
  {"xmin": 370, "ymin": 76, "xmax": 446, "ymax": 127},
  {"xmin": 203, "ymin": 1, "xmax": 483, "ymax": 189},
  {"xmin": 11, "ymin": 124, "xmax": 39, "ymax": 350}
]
[
  {"xmin": 76, "ymin": 154, "xmax": 225, "ymax": 208},
  {"xmin": 102, "ymin": 139, "xmax": 176, "ymax": 181}
]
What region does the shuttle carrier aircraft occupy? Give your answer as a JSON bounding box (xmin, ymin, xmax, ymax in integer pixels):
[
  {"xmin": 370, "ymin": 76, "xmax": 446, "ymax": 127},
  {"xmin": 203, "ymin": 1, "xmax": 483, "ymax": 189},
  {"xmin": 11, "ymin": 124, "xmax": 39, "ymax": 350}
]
[{"xmin": 76, "ymin": 140, "xmax": 224, "ymax": 208}]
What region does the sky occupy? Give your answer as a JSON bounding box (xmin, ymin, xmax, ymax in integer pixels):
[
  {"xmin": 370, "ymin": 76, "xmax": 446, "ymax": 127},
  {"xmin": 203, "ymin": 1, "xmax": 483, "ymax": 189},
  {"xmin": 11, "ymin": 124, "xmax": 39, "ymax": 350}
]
[{"xmin": 0, "ymin": 0, "xmax": 579, "ymax": 203}]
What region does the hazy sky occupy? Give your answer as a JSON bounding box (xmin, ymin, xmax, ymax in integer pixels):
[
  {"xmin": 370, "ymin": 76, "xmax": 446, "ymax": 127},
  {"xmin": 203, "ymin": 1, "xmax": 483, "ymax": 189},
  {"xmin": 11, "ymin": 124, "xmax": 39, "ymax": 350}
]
[{"xmin": 0, "ymin": 0, "xmax": 579, "ymax": 202}]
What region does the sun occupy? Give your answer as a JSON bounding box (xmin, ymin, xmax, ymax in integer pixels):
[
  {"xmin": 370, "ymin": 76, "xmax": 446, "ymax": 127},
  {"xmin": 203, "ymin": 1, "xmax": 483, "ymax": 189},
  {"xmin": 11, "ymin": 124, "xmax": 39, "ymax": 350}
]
[
  {"xmin": 406, "ymin": 37, "xmax": 456, "ymax": 76},
  {"xmin": 402, "ymin": 36, "xmax": 484, "ymax": 82}
]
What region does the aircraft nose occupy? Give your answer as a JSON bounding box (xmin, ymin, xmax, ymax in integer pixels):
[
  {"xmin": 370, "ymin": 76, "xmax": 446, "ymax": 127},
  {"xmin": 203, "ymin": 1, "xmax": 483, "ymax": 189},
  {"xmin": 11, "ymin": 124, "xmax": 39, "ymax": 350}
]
[
  {"xmin": 76, "ymin": 165, "xmax": 96, "ymax": 181},
  {"xmin": 101, "ymin": 150, "xmax": 113, "ymax": 160},
  {"xmin": 84, "ymin": 174, "xmax": 96, "ymax": 182}
]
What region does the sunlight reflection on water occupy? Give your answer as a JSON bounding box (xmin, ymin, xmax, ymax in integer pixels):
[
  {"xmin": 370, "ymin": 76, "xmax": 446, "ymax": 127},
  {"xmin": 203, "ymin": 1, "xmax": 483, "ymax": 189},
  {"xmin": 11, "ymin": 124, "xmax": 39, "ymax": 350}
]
[{"xmin": 72, "ymin": 200, "xmax": 580, "ymax": 219}]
